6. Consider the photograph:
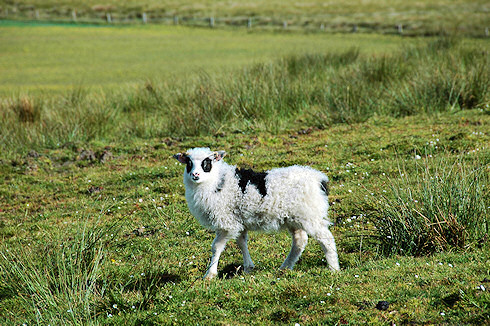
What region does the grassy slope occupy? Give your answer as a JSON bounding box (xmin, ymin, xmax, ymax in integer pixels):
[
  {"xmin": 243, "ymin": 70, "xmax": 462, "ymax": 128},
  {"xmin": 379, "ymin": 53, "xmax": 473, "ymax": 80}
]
[
  {"xmin": 1, "ymin": 110, "xmax": 489, "ymax": 325},
  {"xmin": 0, "ymin": 23, "xmax": 405, "ymax": 94}
]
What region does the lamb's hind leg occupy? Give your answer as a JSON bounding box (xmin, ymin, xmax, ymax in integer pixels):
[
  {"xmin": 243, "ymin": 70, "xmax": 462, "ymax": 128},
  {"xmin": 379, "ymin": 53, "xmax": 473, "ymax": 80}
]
[
  {"xmin": 236, "ymin": 230, "xmax": 255, "ymax": 273},
  {"xmin": 310, "ymin": 226, "xmax": 340, "ymax": 271},
  {"xmin": 280, "ymin": 228, "xmax": 308, "ymax": 270}
]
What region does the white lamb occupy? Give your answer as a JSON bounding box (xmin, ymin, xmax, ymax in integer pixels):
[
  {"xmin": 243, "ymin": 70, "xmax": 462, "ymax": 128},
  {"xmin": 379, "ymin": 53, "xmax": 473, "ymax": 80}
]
[{"xmin": 174, "ymin": 147, "xmax": 340, "ymax": 279}]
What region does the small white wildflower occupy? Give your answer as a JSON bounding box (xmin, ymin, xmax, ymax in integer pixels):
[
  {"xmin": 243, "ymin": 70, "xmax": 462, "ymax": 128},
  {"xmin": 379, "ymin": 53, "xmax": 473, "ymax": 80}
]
[
  {"xmin": 327, "ymin": 293, "xmax": 332, "ymax": 296},
  {"xmin": 478, "ymin": 285, "xmax": 486, "ymax": 291},
  {"xmin": 415, "ymin": 275, "xmax": 419, "ymax": 278},
  {"xmin": 112, "ymin": 304, "xmax": 118, "ymax": 309},
  {"xmin": 396, "ymin": 262, "xmax": 400, "ymax": 266},
  {"xmin": 440, "ymin": 312, "xmax": 445, "ymax": 316},
  {"xmin": 355, "ymin": 275, "xmax": 359, "ymax": 278},
  {"xmin": 448, "ymin": 263, "xmax": 453, "ymax": 267},
  {"xmin": 107, "ymin": 313, "xmax": 113, "ymax": 318}
]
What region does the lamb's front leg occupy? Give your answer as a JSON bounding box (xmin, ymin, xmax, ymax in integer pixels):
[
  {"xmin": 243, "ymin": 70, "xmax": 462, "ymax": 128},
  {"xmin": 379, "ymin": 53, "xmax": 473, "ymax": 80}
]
[
  {"xmin": 204, "ymin": 230, "xmax": 230, "ymax": 280},
  {"xmin": 237, "ymin": 230, "xmax": 255, "ymax": 273}
]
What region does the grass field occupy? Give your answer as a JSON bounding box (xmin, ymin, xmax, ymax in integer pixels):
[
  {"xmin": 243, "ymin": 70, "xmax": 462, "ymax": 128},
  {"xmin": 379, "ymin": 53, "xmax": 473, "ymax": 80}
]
[
  {"xmin": 1, "ymin": 110, "xmax": 489, "ymax": 324},
  {"xmin": 0, "ymin": 23, "xmax": 407, "ymax": 94},
  {"xmin": 0, "ymin": 2, "xmax": 489, "ymax": 324}
]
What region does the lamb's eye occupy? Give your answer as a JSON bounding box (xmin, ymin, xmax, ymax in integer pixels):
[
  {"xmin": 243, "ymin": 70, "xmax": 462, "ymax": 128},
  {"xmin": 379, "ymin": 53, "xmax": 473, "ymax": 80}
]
[
  {"xmin": 201, "ymin": 158, "xmax": 212, "ymax": 173},
  {"xmin": 185, "ymin": 157, "xmax": 193, "ymax": 173}
]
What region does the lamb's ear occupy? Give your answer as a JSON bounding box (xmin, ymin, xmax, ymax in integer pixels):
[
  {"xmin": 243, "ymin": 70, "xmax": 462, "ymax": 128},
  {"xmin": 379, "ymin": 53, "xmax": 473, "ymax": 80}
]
[
  {"xmin": 214, "ymin": 151, "xmax": 226, "ymax": 161},
  {"xmin": 173, "ymin": 153, "xmax": 187, "ymax": 164}
]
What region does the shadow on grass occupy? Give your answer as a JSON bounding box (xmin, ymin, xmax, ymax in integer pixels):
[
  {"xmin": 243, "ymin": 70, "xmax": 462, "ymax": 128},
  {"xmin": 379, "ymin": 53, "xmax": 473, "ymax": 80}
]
[{"xmin": 218, "ymin": 263, "xmax": 244, "ymax": 279}]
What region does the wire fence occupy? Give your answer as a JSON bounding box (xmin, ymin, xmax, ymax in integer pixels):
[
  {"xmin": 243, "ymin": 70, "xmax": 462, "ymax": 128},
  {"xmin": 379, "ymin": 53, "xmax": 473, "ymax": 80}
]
[{"xmin": 1, "ymin": 5, "xmax": 489, "ymax": 37}]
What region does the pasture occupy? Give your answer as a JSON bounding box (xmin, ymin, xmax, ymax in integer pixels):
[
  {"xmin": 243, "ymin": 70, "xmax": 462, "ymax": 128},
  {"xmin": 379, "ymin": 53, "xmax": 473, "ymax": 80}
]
[{"xmin": 0, "ymin": 5, "xmax": 489, "ymax": 325}]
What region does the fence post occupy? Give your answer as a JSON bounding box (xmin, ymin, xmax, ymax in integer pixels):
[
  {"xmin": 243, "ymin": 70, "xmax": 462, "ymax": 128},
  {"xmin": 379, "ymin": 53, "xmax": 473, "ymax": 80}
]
[
  {"xmin": 320, "ymin": 23, "xmax": 325, "ymax": 31},
  {"xmin": 173, "ymin": 15, "xmax": 179, "ymax": 25},
  {"xmin": 72, "ymin": 10, "xmax": 77, "ymax": 22},
  {"xmin": 485, "ymin": 27, "xmax": 489, "ymax": 37},
  {"xmin": 35, "ymin": 10, "xmax": 39, "ymax": 20},
  {"xmin": 247, "ymin": 17, "xmax": 252, "ymax": 29},
  {"xmin": 142, "ymin": 12, "xmax": 147, "ymax": 24},
  {"xmin": 397, "ymin": 24, "xmax": 403, "ymax": 34},
  {"xmin": 283, "ymin": 21, "xmax": 288, "ymax": 29},
  {"xmin": 209, "ymin": 16, "xmax": 215, "ymax": 27},
  {"xmin": 352, "ymin": 24, "xmax": 358, "ymax": 33},
  {"xmin": 106, "ymin": 13, "xmax": 112, "ymax": 23}
]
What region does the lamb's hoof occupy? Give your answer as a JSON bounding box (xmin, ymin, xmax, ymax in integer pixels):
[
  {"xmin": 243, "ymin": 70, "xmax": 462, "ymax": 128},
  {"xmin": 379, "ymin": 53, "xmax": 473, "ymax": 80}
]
[
  {"xmin": 329, "ymin": 265, "xmax": 341, "ymax": 272},
  {"xmin": 244, "ymin": 265, "xmax": 255, "ymax": 274},
  {"xmin": 203, "ymin": 272, "xmax": 217, "ymax": 280}
]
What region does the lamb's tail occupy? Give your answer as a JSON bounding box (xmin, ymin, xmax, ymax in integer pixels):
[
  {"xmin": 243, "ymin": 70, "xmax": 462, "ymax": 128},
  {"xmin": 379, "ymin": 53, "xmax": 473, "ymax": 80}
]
[{"xmin": 320, "ymin": 179, "xmax": 329, "ymax": 196}]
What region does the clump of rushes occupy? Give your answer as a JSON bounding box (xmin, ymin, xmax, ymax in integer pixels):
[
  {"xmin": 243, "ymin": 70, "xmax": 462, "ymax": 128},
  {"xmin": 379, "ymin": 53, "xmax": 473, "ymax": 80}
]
[
  {"xmin": 0, "ymin": 218, "xmax": 118, "ymax": 325},
  {"xmin": 369, "ymin": 154, "xmax": 488, "ymax": 256},
  {"xmin": 10, "ymin": 96, "xmax": 43, "ymax": 123}
]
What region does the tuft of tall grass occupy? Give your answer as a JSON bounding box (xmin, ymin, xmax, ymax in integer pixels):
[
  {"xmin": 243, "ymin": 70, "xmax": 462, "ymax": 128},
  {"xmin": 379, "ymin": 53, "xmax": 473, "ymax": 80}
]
[
  {"xmin": 369, "ymin": 155, "xmax": 489, "ymax": 256},
  {"xmin": 7, "ymin": 96, "xmax": 43, "ymax": 123},
  {"xmin": 0, "ymin": 218, "xmax": 119, "ymax": 324}
]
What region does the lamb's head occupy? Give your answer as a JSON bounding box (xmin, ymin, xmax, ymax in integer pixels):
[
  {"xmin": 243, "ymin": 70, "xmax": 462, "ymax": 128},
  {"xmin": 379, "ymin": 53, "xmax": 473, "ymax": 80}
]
[{"xmin": 173, "ymin": 148, "xmax": 226, "ymax": 185}]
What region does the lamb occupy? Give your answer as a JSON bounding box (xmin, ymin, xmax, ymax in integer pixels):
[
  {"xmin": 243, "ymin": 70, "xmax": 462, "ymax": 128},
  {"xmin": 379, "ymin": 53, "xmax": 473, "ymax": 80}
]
[{"xmin": 174, "ymin": 147, "xmax": 340, "ymax": 279}]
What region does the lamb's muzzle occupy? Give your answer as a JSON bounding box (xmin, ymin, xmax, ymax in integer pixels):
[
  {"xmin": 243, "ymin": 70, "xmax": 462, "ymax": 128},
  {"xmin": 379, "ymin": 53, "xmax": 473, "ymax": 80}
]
[{"xmin": 174, "ymin": 147, "xmax": 340, "ymax": 279}]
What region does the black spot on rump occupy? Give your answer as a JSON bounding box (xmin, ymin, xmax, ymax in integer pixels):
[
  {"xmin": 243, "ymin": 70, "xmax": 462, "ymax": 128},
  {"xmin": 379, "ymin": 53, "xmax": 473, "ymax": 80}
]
[
  {"xmin": 320, "ymin": 180, "xmax": 329, "ymax": 196},
  {"xmin": 235, "ymin": 168, "xmax": 268, "ymax": 197}
]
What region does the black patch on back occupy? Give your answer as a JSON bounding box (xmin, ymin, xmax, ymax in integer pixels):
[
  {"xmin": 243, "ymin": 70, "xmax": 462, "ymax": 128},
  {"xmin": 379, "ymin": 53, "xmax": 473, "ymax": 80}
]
[
  {"xmin": 235, "ymin": 168, "xmax": 268, "ymax": 197},
  {"xmin": 320, "ymin": 180, "xmax": 329, "ymax": 196}
]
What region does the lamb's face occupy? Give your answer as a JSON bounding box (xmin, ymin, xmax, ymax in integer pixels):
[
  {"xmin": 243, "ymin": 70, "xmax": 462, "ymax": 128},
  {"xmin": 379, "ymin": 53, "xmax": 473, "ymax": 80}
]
[{"xmin": 174, "ymin": 148, "xmax": 226, "ymax": 185}]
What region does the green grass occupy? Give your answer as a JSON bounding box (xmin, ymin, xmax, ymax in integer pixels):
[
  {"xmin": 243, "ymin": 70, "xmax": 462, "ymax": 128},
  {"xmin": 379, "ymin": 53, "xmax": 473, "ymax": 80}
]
[
  {"xmin": 0, "ymin": 23, "xmax": 406, "ymax": 94},
  {"xmin": 1, "ymin": 0, "xmax": 489, "ymax": 36},
  {"xmin": 367, "ymin": 155, "xmax": 489, "ymax": 256},
  {"xmin": 0, "ymin": 8, "xmax": 489, "ymax": 324},
  {"xmin": 1, "ymin": 36, "xmax": 487, "ymax": 154},
  {"xmin": 1, "ymin": 110, "xmax": 489, "ymax": 325}
]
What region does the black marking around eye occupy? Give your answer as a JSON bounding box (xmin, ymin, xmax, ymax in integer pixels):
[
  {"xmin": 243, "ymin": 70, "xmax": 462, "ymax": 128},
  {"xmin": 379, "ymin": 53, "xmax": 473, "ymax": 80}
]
[
  {"xmin": 186, "ymin": 157, "xmax": 193, "ymax": 173},
  {"xmin": 235, "ymin": 168, "xmax": 268, "ymax": 197},
  {"xmin": 202, "ymin": 158, "xmax": 212, "ymax": 173}
]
